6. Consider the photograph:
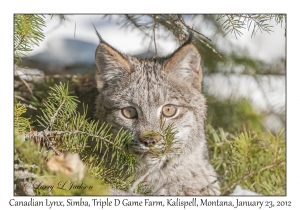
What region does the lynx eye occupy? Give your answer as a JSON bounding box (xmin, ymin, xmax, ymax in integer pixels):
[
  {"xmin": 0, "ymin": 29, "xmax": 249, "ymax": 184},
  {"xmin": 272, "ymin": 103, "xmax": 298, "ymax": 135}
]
[
  {"xmin": 162, "ymin": 104, "xmax": 177, "ymax": 117},
  {"xmin": 121, "ymin": 106, "xmax": 138, "ymax": 119}
]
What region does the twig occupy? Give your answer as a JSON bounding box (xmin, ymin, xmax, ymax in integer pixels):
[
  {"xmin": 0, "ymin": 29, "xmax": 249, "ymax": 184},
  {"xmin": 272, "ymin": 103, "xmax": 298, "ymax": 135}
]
[
  {"xmin": 18, "ymin": 74, "xmax": 33, "ymax": 95},
  {"xmin": 14, "ymin": 95, "xmax": 37, "ymax": 110},
  {"xmin": 14, "ymin": 34, "xmax": 26, "ymax": 51},
  {"xmin": 149, "ymin": 14, "xmax": 187, "ymax": 44},
  {"xmin": 177, "ymin": 15, "xmax": 211, "ymax": 41},
  {"xmin": 14, "ymin": 163, "xmax": 39, "ymax": 170},
  {"xmin": 43, "ymin": 131, "xmax": 61, "ymax": 155},
  {"xmin": 194, "ymin": 35, "xmax": 224, "ymax": 59},
  {"xmin": 14, "ymin": 95, "xmax": 29, "ymax": 103},
  {"xmin": 24, "ymin": 130, "xmax": 122, "ymax": 151},
  {"xmin": 46, "ymin": 98, "xmax": 66, "ymax": 131},
  {"xmin": 151, "ymin": 14, "xmax": 223, "ymax": 59}
]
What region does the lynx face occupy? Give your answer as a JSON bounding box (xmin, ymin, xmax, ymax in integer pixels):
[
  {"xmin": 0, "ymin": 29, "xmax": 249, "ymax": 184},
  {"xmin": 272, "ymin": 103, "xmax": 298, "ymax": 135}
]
[
  {"xmin": 94, "ymin": 37, "xmax": 207, "ymax": 166},
  {"xmin": 94, "ymin": 34, "xmax": 220, "ymax": 195}
]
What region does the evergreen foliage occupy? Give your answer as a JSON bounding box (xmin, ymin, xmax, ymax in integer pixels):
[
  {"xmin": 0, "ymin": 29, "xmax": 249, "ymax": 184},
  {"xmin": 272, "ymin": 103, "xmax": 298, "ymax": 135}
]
[
  {"xmin": 14, "ymin": 15, "xmax": 46, "ymax": 62},
  {"xmin": 30, "ymin": 83, "xmax": 137, "ymax": 185},
  {"xmin": 14, "ymin": 83, "xmax": 182, "ymax": 195},
  {"xmin": 216, "ymin": 14, "xmax": 286, "ymax": 38},
  {"xmin": 207, "ymin": 125, "xmax": 286, "ymax": 195},
  {"xmin": 14, "ymin": 83, "xmax": 286, "ymax": 195},
  {"xmin": 14, "ymin": 131, "xmax": 110, "ymax": 195},
  {"xmin": 14, "ymin": 14, "xmax": 286, "ymax": 196},
  {"xmin": 14, "ymin": 83, "xmax": 133, "ymax": 195},
  {"xmin": 14, "ymin": 103, "xmax": 31, "ymax": 133}
]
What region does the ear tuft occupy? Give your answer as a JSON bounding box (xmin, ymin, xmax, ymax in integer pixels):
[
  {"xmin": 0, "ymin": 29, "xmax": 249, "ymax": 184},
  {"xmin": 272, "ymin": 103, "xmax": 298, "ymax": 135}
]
[{"xmin": 92, "ymin": 23, "xmax": 104, "ymax": 43}]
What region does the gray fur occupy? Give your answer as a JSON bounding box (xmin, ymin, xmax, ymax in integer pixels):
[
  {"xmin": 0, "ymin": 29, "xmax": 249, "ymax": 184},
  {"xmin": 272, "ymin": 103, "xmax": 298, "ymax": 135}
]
[{"xmin": 94, "ymin": 38, "xmax": 220, "ymax": 195}]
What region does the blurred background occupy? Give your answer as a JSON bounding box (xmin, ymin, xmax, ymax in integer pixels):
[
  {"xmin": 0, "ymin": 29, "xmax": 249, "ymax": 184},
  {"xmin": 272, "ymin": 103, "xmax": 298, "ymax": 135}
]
[{"xmin": 14, "ymin": 14, "xmax": 286, "ymax": 134}]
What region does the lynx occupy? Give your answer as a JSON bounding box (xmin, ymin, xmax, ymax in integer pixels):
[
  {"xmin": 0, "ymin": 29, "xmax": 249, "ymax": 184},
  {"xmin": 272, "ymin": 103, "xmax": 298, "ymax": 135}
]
[{"xmin": 94, "ymin": 32, "xmax": 220, "ymax": 195}]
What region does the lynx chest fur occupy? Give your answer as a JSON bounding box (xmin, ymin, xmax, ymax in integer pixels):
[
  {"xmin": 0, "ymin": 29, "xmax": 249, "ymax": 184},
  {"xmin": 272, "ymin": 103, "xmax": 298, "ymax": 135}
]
[{"xmin": 94, "ymin": 34, "xmax": 220, "ymax": 195}]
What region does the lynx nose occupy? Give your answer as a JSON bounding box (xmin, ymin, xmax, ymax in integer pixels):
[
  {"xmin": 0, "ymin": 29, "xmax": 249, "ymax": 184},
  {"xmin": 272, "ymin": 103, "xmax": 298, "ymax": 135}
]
[
  {"xmin": 140, "ymin": 134, "xmax": 162, "ymax": 147},
  {"xmin": 141, "ymin": 138, "xmax": 157, "ymax": 146}
]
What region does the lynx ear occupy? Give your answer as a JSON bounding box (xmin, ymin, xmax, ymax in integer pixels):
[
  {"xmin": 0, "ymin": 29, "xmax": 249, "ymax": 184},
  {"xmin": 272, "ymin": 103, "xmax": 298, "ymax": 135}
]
[
  {"xmin": 95, "ymin": 42, "xmax": 131, "ymax": 90},
  {"xmin": 164, "ymin": 43, "xmax": 202, "ymax": 90}
]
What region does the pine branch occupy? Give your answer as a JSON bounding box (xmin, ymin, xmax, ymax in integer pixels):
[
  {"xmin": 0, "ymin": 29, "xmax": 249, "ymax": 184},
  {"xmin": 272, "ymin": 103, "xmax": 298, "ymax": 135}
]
[
  {"xmin": 218, "ymin": 15, "xmax": 245, "ymax": 38},
  {"xmin": 42, "ymin": 131, "xmax": 61, "ymax": 155},
  {"xmin": 28, "ymin": 83, "xmax": 138, "ymax": 189},
  {"xmin": 38, "ymin": 82, "xmax": 79, "ymax": 130},
  {"xmin": 193, "ymin": 35, "xmax": 224, "ymax": 59},
  {"xmin": 225, "ymin": 161, "xmax": 285, "ymax": 193},
  {"xmin": 155, "ymin": 15, "xmax": 223, "ymax": 59},
  {"xmin": 14, "ymin": 103, "xmax": 31, "ymax": 133},
  {"xmin": 207, "ymin": 126, "xmax": 286, "ymax": 195},
  {"xmin": 216, "ymin": 14, "xmax": 283, "ymax": 39},
  {"xmin": 117, "ymin": 14, "xmax": 223, "ymax": 59},
  {"xmin": 23, "ymin": 130, "xmax": 122, "ymax": 151},
  {"xmin": 14, "ymin": 34, "xmax": 26, "ymax": 51},
  {"xmin": 46, "ymin": 98, "xmax": 66, "ymax": 131},
  {"xmin": 177, "ymin": 14, "xmax": 211, "ymax": 41},
  {"xmin": 14, "ymin": 15, "xmax": 46, "ymax": 61}
]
